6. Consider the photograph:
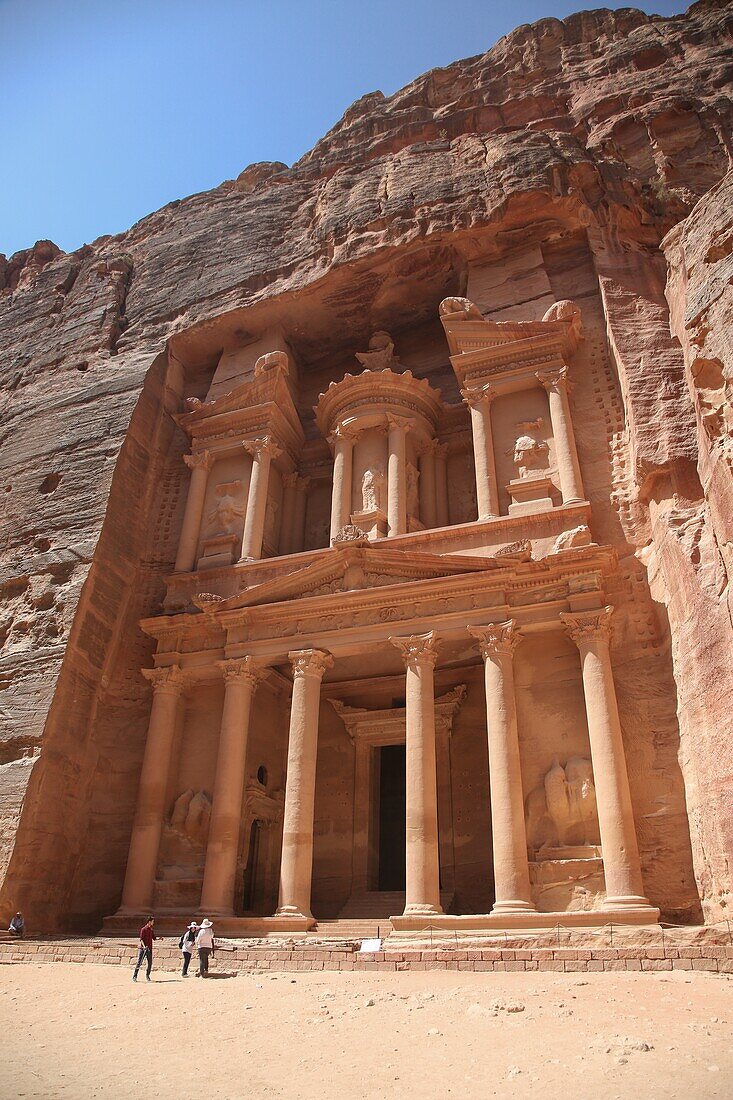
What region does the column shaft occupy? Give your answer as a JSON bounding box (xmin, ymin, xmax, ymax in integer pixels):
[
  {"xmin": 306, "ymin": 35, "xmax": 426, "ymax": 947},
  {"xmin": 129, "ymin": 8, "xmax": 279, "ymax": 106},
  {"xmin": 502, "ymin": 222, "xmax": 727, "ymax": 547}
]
[
  {"xmin": 199, "ymin": 659, "xmax": 260, "ymax": 916},
  {"xmin": 351, "ymin": 742, "xmax": 372, "ymax": 894},
  {"xmin": 291, "ymin": 477, "xmax": 310, "ymax": 553},
  {"xmin": 329, "ymin": 431, "xmax": 354, "ymax": 543},
  {"xmin": 470, "ymin": 622, "xmax": 535, "ymax": 913},
  {"xmin": 390, "ymin": 632, "xmax": 442, "ymax": 916},
  {"xmin": 175, "ymin": 451, "xmax": 213, "ymax": 572},
  {"xmin": 537, "ymin": 368, "xmax": 584, "ymax": 503},
  {"xmin": 118, "ymin": 667, "xmax": 185, "ymax": 914},
  {"xmin": 418, "ymin": 443, "xmax": 437, "ymax": 530},
  {"xmin": 276, "ymin": 649, "xmax": 333, "ymax": 920},
  {"xmin": 279, "ymin": 474, "xmax": 298, "ymax": 556},
  {"xmin": 463, "ymin": 389, "xmax": 499, "ymax": 519},
  {"xmin": 434, "ymin": 444, "xmax": 449, "ymax": 527},
  {"xmin": 562, "ymin": 608, "xmax": 649, "ymax": 907},
  {"xmin": 387, "ymin": 418, "xmax": 409, "ymax": 537},
  {"xmin": 240, "ymin": 437, "xmax": 281, "ymax": 562}
]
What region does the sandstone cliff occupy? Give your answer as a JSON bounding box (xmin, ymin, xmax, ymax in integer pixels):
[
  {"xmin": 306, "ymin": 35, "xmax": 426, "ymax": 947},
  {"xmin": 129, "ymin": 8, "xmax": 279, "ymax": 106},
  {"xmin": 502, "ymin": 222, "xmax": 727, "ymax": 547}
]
[{"xmin": 0, "ymin": 0, "xmax": 731, "ymax": 929}]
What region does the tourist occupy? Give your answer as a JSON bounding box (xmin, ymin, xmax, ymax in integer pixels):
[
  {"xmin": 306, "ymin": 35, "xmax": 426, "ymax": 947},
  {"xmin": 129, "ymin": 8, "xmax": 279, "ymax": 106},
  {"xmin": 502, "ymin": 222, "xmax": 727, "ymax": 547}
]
[
  {"xmin": 8, "ymin": 912, "xmax": 24, "ymax": 938},
  {"xmin": 180, "ymin": 921, "xmax": 197, "ymax": 976},
  {"xmin": 132, "ymin": 917, "xmax": 156, "ymax": 982},
  {"xmin": 195, "ymin": 918, "xmax": 215, "ymax": 977}
]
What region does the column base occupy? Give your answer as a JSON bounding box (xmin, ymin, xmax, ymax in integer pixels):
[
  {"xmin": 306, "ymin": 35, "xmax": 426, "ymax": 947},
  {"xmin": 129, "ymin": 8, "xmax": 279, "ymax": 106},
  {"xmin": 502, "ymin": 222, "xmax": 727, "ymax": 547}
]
[
  {"xmin": 491, "ymin": 899, "xmax": 537, "ymax": 915},
  {"xmin": 603, "ymin": 894, "xmax": 655, "ymax": 911},
  {"xmin": 262, "ymin": 911, "xmax": 317, "ymax": 932},
  {"xmin": 404, "ymin": 903, "xmax": 443, "ymax": 916},
  {"xmin": 197, "ymin": 907, "xmax": 235, "ymax": 920}
]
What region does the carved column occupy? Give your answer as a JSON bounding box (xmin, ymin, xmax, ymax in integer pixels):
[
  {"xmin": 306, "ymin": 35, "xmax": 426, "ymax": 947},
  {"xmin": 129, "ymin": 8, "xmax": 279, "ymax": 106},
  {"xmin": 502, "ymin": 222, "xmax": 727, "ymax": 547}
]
[
  {"xmin": 279, "ymin": 473, "xmax": 298, "ymax": 556},
  {"xmin": 537, "ymin": 367, "xmax": 584, "ymax": 504},
  {"xmin": 390, "ymin": 631, "xmax": 442, "ymax": 916},
  {"xmin": 200, "ymin": 658, "xmax": 262, "ymax": 916},
  {"xmin": 329, "ymin": 426, "xmax": 355, "ymax": 543},
  {"xmin": 469, "ymin": 621, "xmax": 535, "ymax": 913},
  {"xmin": 435, "ymin": 718, "xmax": 456, "ymax": 894},
  {"xmin": 118, "ymin": 666, "xmax": 186, "ymax": 914},
  {"xmin": 418, "ymin": 440, "xmax": 438, "ymax": 530},
  {"xmin": 387, "ymin": 415, "xmax": 410, "ymax": 537},
  {"xmin": 276, "ymin": 649, "xmax": 334, "ymax": 921},
  {"xmin": 291, "ymin": 476, "xmax": 310, "ymax": 553},
  {"xmin": 175, "ymin": 450, "xmax": 213, "ymax": 572},
  {"xmin": 434, "ymin": 443, "xmax": 449, "ymax": 528},
  {"xmin": 240, "ymin": 436, "xmax": 281, "ymax": 562},
  {"xmin": 462, "ymin": 386, "xmax": 500, "ymax": 520},
  {"xmin": 561, "ymin": 607, "xmax": 650, "ymax": 909},
  {"xmin": 351, "ymin": 741, "xmax": 372, "ymax": 894}
]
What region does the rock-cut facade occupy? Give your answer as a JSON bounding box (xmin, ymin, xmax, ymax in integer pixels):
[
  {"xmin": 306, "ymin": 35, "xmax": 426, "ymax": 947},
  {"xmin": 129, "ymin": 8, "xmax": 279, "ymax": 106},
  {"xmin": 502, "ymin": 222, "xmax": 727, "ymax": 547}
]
[{"xmin": 0, "ymin": 1, "xmax": 731, "ymax": 935}]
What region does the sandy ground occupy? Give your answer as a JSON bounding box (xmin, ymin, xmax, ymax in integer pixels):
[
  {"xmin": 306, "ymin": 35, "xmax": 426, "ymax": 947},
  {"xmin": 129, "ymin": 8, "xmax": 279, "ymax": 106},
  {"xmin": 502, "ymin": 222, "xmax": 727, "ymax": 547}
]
[{"xmin": 0, "ymin": 963, "xmax": 731, "ymax": 1099}]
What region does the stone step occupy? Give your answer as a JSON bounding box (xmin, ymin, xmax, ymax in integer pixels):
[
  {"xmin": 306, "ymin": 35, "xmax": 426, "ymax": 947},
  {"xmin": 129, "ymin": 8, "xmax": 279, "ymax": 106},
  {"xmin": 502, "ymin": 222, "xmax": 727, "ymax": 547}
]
[
  {"xmin": 338, "ymin": 891, "xmax": 454, "ymax": 919},
  {"xmin": 313, "ymin": 920, "xmax": 389, "ymax": 939}
]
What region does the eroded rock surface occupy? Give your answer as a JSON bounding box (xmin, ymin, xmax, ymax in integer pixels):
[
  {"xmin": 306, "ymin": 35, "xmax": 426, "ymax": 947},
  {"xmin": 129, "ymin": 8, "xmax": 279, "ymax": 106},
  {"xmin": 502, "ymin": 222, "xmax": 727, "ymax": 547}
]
[{"xmin": 0, "ymin": 0, "xmax": 731, "ymax": 930}]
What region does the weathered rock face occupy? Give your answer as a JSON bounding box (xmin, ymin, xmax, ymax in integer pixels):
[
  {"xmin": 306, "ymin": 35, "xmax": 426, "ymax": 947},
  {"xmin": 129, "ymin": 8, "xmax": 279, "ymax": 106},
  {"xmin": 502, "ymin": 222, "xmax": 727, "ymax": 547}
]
[{"xmin": 0, "ymin": 1, "xmax": 731, "ymax": 930}]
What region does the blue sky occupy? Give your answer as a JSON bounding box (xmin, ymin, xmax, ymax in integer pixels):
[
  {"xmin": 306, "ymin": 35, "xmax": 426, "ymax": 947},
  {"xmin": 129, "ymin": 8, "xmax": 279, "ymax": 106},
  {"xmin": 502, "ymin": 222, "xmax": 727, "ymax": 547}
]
[{"xmin": 1, "ymin": 0, "xmax": 689, "ymax": 257}]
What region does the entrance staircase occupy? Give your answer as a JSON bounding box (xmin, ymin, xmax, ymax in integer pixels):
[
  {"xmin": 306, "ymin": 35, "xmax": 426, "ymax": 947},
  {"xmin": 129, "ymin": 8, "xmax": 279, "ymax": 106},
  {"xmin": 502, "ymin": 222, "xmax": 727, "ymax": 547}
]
[{"xmin": 310, "ymin": 891, "xmax": 453, "ymax": 939}]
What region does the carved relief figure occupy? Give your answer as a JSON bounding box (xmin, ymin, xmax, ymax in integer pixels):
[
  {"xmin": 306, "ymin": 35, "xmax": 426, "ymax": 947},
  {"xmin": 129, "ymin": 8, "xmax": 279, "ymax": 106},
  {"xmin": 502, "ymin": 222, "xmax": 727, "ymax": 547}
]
[
  {"xmin": 207, "ymin": 481, "xmax": 244, "ymax": 534},
  {"xmin": 513, "ymin": 434, "xmax": 549, "ymax": 478},
  {"xmin": 525, "ymin": 757, "xmax": 600, "ymax": 852},
  {"xmin": 170, "ymin": 789, "xmax": 212, "ymax": 844},
  {"xmin": 406, "ymin": 463, "xmax": 420, "ymax": 518},
  {"xmin": 361, "ymin": 467, "xmax": 385, "ymax": 511}
]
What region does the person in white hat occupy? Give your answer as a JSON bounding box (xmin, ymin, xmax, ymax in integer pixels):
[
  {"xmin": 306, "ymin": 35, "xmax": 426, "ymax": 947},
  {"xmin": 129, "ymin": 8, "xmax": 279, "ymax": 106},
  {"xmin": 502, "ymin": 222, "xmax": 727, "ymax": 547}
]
[
  {"xmin": 179, "ymin": 921, "xmax": 197, "ymax": 977},
  {"xmin": 195, "ymin": 918, "xmax": 215, "ymax": 977}
]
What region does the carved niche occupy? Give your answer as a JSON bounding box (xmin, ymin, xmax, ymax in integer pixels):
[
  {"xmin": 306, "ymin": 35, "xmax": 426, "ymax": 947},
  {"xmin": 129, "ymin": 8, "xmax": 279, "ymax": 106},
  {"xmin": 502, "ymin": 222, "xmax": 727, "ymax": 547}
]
[{"xmin": 524, "ymin": 757, "xmax": 605, "ymax": 913}]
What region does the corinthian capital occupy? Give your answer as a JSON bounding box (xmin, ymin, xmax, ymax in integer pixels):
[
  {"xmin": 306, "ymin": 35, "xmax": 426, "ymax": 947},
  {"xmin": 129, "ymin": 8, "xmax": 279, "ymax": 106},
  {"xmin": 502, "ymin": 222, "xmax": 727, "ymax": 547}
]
[
  {"xmin": 328, "ymin": 423, "xmax": 360, "ymax": 452},
  {"xmin": 217, "ymin": 656, "xmax": 263, "ymax": 688},
  {"xmin": 390, "ymin": 630, "xmax": 439, "ymax": 670},
  {"xmin": 560, "ymin": 606, "xmax": 614, "ymax": 648},
  {"xmin": 536, "ymin": 366, "xmax": 569, "ymax": 392},
  {"xmin": 461, "ymin": 385, "xmax": 495, "ymax": 409},
  {"xmin": 386, "ymin": 414, "xmax": 412, "ymax": 434},
  {"xmin": 184, "ymin": 449, "xmax": 214, "ymax": 472},
  {"xmin": 469, "ymin": 620, "xmax": 522, "ymax": 660},
  {"xmin": 243, "ymin": 435, "xmax": 282, "ymax": 462},
  {"xmin": 289, "ymin": 648, "xmax": 334, "ymax": 680},
  {"xmin": 141, "ymin": 664, "xmax": 186, "ymax": 694}
]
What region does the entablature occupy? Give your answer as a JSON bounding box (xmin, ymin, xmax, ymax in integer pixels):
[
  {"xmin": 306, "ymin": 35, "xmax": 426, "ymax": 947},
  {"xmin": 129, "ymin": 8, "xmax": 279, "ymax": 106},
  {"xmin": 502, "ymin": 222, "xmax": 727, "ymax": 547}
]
[{"xmin": 142, "ymin": 542, "xmax": 616, "ymax": 676}]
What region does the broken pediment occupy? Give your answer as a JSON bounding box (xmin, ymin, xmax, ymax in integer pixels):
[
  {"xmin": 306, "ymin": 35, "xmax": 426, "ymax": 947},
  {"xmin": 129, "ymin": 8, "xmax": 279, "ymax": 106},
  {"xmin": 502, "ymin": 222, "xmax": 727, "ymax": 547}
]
[
  {"xmin": 218, "ymin": 546, "xmax": 507, "ymax": 611},
  {"xmin": 439, "ymin": 296, "xmax": 583, "ymax": 388}
]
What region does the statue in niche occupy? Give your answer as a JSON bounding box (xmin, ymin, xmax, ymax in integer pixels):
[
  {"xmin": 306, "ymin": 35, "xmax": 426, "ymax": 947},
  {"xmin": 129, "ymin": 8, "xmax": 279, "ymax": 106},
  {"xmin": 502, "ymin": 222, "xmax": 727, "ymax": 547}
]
[
  {"xmin": 406, "ymin": 463, "xmax": 420, "ymax": 517},
  {"xmin": 361, "ymin": 467, "xmax": 385, "ymax": 512},
  {"xmin": 207, "ymin": 481, "xmax": 244, "ymax": 534},
  {"xmin": 513, "ymin": 434, "xmax": 549, "ymax": 478},
  {"xmin": 170, "ymin": 789, "xmax": 212, "ymax": 844},
  {"xmin": 525, "ymin": 757, "xmax": 600, "ymax": 852}
]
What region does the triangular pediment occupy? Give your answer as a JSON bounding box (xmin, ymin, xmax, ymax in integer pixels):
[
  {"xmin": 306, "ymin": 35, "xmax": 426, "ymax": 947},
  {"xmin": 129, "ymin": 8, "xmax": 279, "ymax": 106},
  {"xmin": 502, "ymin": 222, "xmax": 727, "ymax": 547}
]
[{"xmin": 220, "ymin": 546, "xmax": 507, "ymax": 610}]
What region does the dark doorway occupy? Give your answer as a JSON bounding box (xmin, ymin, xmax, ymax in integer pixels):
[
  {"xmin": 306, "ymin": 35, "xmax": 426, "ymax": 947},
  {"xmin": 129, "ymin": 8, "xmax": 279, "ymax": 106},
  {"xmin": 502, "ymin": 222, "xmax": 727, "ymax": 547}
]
[
  {"xmin": 242, "ymin": 820, "xmax": 261, "ymax": 912},
  {"xmin": 378, "ymin": 745, "xmax": 406, "ymax": 890}
]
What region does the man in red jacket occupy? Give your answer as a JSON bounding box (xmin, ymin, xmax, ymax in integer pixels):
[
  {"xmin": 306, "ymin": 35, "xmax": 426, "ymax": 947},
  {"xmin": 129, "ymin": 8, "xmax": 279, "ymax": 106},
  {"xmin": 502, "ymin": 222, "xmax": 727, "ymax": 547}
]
[{"xmin": 132, "ymin": 917, "xmax": 156, "ymax": 982}]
